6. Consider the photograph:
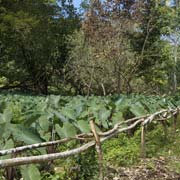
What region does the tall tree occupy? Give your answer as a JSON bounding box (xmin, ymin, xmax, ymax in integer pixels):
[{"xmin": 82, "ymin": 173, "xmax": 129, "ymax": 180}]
[
  {"xmin": 160, "ymin": 2, "xmax": 180, "ymax": 93},
  {"xmin": 0, "ymin": 0, "xmax": 80, "ymax": 94},
  {"xmin": 128, "ymin": 1, "xmax": 174, "ymax": 93},
  {"xmin": 67, "ymin": 0, "xmax": 142, "ymax": 95}
]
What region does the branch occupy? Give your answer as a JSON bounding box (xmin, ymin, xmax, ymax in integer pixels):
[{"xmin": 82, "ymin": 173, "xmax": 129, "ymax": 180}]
[
  {"xmin": 0, "ymin": 141, "xmax": 96, "ymax": 168},
  {"xmin": 142, "ymin": 109, "xmax": 167, "ymax": 125},
  {"xmin": 0, "ymin": 135, "xmax": 93, "ymax": 156},
  {"xmin": 142, "ymin": 108, "xmax": 179, "ymax": 125},
  {"xmin": 0, "ymin": 138, "xmax": 71, "ymax": 157}
]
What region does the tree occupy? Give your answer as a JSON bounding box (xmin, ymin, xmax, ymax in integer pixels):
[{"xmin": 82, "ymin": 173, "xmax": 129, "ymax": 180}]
[
  {"xmin": 0, "ymin": 0, "xmax": 80, "ymax": 94},
  {"xmin": 67, "ymin": 0, "xmax": 142, "ymax": 95},
  {"xmin": 128, "ymin": 1, "xmax": 174, "ymax": 93},
  {"xmin": 160, "ymin": 2, "xmax": 180, "ymax": 93}
]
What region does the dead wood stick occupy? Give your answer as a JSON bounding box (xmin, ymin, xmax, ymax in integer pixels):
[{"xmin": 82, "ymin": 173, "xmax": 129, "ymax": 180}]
[
  {"xmin": 141, "ymin": 123, "xmax": 146, "ymax": 158},
  {"xmin": 90, "ymin": 120, "xmax": 103, "ymax": 180}
]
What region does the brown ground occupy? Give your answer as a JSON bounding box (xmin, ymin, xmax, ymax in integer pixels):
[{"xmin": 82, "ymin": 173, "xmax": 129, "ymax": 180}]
[{"xmin": 104, "ymin": 157, "xmax": 180, "ymax": 180}]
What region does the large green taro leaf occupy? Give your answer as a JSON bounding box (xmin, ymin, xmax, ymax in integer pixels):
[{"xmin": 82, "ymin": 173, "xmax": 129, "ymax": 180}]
[
  {"xmin": 111, "ymin": 111, "xmax": 124, "ymax": 126},
  {"xmin": 55, "ymin": 122, "xmax": 77, "ymax": 138},
  {"xmin": 10, "ymin": 124, "xmax": 43, "ymax": 144},
  {"xmin": 0, "ymin": 139, "xmax": 14, "ymax": 160},
  {"xmin": 130, "ymin": 102, "xmax": 147, "ymax": 117},
  {"xmin": 76, "ymin": 120, "xmax": 91, "ymax": 133},
  {"xmin": 20, "ymin": 165, "xmax": 41, "ymax": 180}
]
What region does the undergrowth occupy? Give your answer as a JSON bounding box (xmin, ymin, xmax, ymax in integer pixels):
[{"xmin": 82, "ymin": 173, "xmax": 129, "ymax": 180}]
[
  {"xmin": 102, "ymin": 116, "xmax": 180, "ymax": 177},
  {"xmin": 43, "ymin": 117, "xmax": 180, "ymax": 180}
]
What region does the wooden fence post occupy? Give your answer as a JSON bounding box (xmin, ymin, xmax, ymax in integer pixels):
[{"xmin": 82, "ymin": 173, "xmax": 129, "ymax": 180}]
[
  {"xmin": 89, "ymin": 120, "xmax": 103, "ymax": 180},
  {"xmin": 141, "ymin": 123, "xmax": 146, "ymax": 158},
  {"xmin": 173, "ymin": 114, "xmax": 177, "ymax": 135}
]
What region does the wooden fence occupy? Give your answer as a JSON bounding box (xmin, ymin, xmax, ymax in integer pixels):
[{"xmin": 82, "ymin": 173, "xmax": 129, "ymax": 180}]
[{"xmin": 0, "ymin": 107, "xmax": 179, "ymax": 180}]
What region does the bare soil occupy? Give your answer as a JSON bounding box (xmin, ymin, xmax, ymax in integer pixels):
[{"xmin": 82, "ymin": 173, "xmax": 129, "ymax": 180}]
[{"xmin": 104, "ymin": 157, "xmax": 180, "ymax": 180}]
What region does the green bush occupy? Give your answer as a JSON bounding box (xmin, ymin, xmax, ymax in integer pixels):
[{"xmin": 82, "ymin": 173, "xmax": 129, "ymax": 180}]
[{"xmin": 103, "ymin": 133, "xmax": 140, "ymax": 166}]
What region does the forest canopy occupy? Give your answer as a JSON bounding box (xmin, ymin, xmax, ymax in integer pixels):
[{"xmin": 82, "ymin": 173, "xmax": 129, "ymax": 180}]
[{"xmin": 0, "ymin": 0, "xmax": 180, "ymax": 95}]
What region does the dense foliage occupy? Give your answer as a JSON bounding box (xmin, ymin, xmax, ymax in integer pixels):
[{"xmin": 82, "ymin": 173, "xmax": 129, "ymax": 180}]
[
  {"xmin": 0, "ymin": 94, "xmax": 179, "ymax": 179},
  {"xmin": 0, "ymin": 0, "xmax": 80, "ymax": 94},
  {"xmin": 0, "ymin": 0, "xmax": 180, "ymax": 95}
]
